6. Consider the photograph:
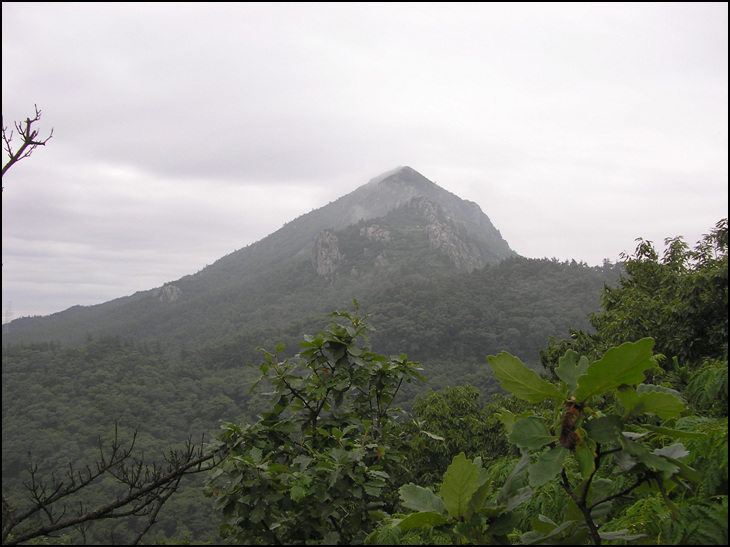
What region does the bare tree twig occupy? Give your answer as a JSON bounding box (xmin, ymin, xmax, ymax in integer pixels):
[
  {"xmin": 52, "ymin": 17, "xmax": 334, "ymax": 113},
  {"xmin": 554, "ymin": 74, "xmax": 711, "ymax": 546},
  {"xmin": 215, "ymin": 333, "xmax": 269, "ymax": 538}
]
[
  {"xmin": 2, "ymin": 424, "xmax": 221, "ymax": 545},
  {"xmin": 2, "ymin": 104, "xmax": 54, "ymax": 179}
]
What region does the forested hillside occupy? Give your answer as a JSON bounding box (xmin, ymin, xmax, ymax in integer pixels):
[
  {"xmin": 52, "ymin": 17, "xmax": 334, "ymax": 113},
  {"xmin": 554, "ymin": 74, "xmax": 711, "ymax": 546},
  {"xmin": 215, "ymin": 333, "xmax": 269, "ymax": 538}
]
[
  {"xmin": 2, "ymin": 220, "xmax": 726, "ymax": 545},
  {"xmin": 3, "ymin": 256, "xmax": 618, "ymax": 544}
]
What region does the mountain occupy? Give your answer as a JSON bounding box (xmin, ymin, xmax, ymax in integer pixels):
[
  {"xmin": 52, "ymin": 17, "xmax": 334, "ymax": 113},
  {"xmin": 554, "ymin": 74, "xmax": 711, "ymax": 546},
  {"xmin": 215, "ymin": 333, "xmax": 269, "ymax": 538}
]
[
  {"xmin": 3, "ymin": 166, "xmax": 516, "ymax": 349},
  {"xmin": 3, "ymin": 166, "xmax": 626, "ymax": 545}
]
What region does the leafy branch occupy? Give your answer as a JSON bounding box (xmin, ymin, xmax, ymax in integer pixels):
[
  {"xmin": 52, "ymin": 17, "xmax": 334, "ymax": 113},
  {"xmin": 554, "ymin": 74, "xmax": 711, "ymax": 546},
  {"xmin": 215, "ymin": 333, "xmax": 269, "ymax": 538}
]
[
  {"xmin": 486, "ymin": 340, "xmax": 699, "ymax": 544},
  {"xmin": 207, "ymin": 303, "xmax": 425, "ymax": 545}
]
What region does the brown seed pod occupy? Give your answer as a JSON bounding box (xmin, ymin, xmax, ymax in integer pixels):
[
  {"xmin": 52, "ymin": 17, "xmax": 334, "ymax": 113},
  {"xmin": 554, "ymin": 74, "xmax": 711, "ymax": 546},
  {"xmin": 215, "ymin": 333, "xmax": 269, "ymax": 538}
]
[{"xmin": 559, "ymin": 399, "xmax": 583, "ymax": 450}]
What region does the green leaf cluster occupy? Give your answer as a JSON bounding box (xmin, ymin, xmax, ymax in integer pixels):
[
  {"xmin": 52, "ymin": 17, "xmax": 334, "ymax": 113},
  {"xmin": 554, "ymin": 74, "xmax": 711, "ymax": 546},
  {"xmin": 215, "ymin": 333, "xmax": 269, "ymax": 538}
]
[
  {"xmin": 369, "ymin": 452, "xmax": 531, "ymax": 544},
  {"xmin": 205, "ymin": 302, "xmax": 424, "ymax": 545},
  {"xmin": 487, "ymin": 339, "xmax": 716, "ymax": 544},
  {"xmin": 542, "ymin": 219, "xmax": 728, "ymax": 375},
  {"xmin": 403, "ymin": 386, "xmax": 523, "ymax": 487}
]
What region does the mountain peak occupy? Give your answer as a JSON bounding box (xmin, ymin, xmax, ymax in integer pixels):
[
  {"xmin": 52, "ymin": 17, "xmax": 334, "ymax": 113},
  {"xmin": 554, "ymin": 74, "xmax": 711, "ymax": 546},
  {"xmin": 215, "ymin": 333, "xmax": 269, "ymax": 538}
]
[
  {"xmin": 4, "ymin": 166, "xmax": 516, "ymax": 348},
  {"xmin": 367, "ymin": 166, "xmax": 407, "ymax": 184},
  {"xmin": 366, "ymin": 165, "xmax": 432, "ymax": 190}
]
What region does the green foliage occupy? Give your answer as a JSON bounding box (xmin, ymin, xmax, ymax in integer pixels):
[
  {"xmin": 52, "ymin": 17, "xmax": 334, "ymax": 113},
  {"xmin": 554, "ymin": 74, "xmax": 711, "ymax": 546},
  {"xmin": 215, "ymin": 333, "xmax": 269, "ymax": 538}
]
[
  {"xmin": 2, "ymin": 256, "xmax": 618, "ymax": 544},
  {"xmin": 369, "ymin": 452, "xmax": 532, "ymax": 544},
  {"xmin": 542, "ymin": 218, "xmax": 728, "ymax": 370},
  {"xmin": 1, "ymin": 338, "xmax": 227, "ymax": 544},
  {"xmin": 673, "ymin": 416, "xmax": 728, "ymax": 497},
  {"xmin": 660, "ymin": 496, "xmax": 728, "ymax": 545},
  {"xmin": 366, "ymin": 256, "xmax": 620, "ymax": 368},
  {"xmin": 300, "ymin": 221, "xmax": 729, "ymax": 545},
  {"xmin": 487, "ymin": 340, "xmax": 721, "ymax": 545},
  {"xmin": 519, "ymin": 219, "xmax": 729, "ymax": 544},
  {"xmin": 378, "ymin": 339, "xmax": 721, "ymax": 544},
  {"xmin": 573, "ymin": 339, "xmax": 656, "ymax": 401},
  {"xmin": 205, "ymin": 302, "xmax": 424, "ymax": 545},
  {"xmin": 602, "ymin": 494, "xmax": 728, "ymax": 546},
  {"xmin": 682, "ymin": 359, "xmax": 728, "ymax": 416},
  {"xmin": 489, "ymin": 351, "xmax": 565, "ymax": 403},
  {"xmin": 404, "ymin": 386, "xmax": 522, "ymax": 487},
  {"xmin": 6, "ymin": 220, "xmax": 726, "ymax": 544}
]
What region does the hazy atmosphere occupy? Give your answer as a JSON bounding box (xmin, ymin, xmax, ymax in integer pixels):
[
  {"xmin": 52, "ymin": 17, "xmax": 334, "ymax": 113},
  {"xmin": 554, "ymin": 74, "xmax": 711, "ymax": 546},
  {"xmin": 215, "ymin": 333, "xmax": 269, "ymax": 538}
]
[{"xmin": 2, "ymin": 2, "xmax": 727, "ymax": 320}]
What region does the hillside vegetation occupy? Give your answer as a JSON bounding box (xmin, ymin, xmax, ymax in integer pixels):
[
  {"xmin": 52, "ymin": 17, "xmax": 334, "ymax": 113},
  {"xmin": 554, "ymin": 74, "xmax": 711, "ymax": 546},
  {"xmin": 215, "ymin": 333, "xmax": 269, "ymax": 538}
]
[
  {"xmin": 209, "ymin": 219, "xmax": 727, "ymax": 546},
  {"xmin": 3, "ymin": 218, "xmax": 727, "ymax": 544},
  {"xmin": 2, "ymin": 151, "xmax": 726, "ymax": 546},
  {"xmin": 3, "ymin": 254, "xmax": 620, "ymax": 544}
]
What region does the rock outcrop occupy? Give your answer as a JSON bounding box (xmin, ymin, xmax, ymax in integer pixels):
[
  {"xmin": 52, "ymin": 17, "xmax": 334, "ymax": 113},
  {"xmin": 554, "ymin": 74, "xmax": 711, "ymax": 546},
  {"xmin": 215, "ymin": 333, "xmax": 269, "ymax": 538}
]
[
  {"xmin": 409, "ymin": 197, "xmax": 484, "ymax": 272},
  {"xmin": 152, "ymin": 284, "xmax": 182, "ymax": 303},
  {"xmin": 311, "ymin": 230, "xmax": 344, "ymax": 278}
]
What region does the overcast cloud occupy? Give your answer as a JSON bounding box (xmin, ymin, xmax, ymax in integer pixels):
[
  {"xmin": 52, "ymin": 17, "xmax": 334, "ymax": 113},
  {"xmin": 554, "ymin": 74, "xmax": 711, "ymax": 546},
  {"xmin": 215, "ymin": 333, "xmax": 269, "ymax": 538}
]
[{"xmin": 2, "ymin": 2, "xmax": 728, "ymax": 321}]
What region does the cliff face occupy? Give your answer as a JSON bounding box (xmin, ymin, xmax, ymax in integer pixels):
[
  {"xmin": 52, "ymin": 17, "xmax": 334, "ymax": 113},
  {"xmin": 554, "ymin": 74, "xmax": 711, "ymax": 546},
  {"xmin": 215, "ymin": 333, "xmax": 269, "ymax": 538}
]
[
  {"xmin": 311, "ymin": 230, "xmax": 344, "ymax": 278},
  {"xmin": 152, "ymin": 284, "xmax": 182, "ymax": 302},
  {"xmin": 364, "ymin": 167, "xmax": 514, "ymax": 261},
  {"xmin": 308, "ymin": 190, "xmax": 510, "ymax": 283},
  {"xmin": 412, "ymin": 197, "xmax": 485, "ymax": 272},
  {"xmin": 304, "ymin": 166, "xmax": 515, "ymax": 281}
]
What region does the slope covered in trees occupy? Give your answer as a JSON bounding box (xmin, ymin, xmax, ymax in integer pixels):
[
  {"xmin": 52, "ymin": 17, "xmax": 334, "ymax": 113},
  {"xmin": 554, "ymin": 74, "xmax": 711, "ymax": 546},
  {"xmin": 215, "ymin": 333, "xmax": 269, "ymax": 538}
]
[
  {"xmin": 3, "ymin": 256, "xmax": 617, "ymax": 543},
  {"xmin": 3, "ymin": 219, "xmax": 726, "ymax": 544}
]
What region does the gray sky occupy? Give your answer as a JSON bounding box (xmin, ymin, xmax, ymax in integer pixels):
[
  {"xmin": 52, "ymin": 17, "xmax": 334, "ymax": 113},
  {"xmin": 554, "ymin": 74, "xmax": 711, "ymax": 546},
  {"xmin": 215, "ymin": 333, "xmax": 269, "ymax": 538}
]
[{"xmin": 2, "ymin": 2, "xmax": 728, "ymax": 321}]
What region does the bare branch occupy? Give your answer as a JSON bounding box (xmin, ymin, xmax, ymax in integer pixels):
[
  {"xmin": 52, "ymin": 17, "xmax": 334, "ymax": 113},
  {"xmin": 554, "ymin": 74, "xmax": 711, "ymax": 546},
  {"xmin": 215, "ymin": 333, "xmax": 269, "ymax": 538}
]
[
  {"xmin": 2, "ymin": 426, "xmax": 222, "ymax": 546},
  {"xmin": 2, "ymin": 104, "xmax": 53, "ymax": 179}
]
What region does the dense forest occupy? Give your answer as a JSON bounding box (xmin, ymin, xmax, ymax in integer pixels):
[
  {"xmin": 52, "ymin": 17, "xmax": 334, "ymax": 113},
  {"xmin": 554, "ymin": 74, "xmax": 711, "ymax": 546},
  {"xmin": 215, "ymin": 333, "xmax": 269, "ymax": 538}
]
[{"xmin": 2, "ymin": 219, "xmax": 727, "ymax": 545}]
